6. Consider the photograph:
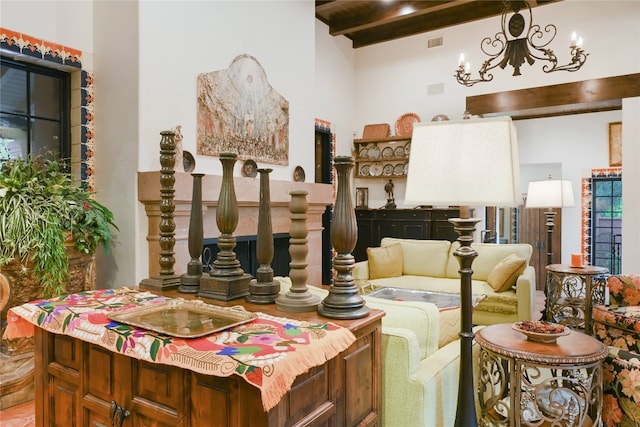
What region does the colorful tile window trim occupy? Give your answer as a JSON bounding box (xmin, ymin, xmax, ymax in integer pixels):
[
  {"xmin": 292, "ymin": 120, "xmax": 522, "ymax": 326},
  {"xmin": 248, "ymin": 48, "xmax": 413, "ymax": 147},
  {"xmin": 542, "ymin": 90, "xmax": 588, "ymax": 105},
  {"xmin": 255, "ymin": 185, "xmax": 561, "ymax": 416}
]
[{"xmin": 0, "ymin": 27, "xmax": 94, "ymax": 191}]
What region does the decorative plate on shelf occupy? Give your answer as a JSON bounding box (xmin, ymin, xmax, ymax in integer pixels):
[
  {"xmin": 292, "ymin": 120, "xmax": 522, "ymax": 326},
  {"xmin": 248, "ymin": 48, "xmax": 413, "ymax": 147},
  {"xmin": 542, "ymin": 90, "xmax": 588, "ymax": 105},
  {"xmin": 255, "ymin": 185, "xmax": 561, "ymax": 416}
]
[
  {"xmin": 370, "ymin": 162, "xmax": 383, "ymax": 176},
  {"xmin": 404, "ymin": 142, "xmax": 411, "ymax": 155},
  {"xmin": 183, "ymin": 150, "xmax": 196, "ymax": 173},
  {"xmin": 293, "ymin": 166, "xmax": 306, "ymax": 182},
  {"xmin": 360, "ymin": 165, "xmax": 370, "ymax": 177},
  {"xmin": 403, "ymin": 163, "xmax": 409, "ymax": 175},
  {"xmin": 242, "ymin": 159, "xmax": 258, "ymax": 178},
  {"xmin": 368, "ymin": 145, "xmax": 381, "ymax": 160},
  {"xmin": 394, "ymin": 145, "xmax": 405, "ymax": 158},
  {"xmin": 395, "ymin": 113, "xmax": 421, "ymax": 136},
  {"xmin": 383, "ymin": 164, "xmax": 393, "ymax": 176},
  {"xmin": 359, "ymin": 147, "xmax": 369, "ymax": 158},
  {"xmin": 393, "ymin": 163, "xmax": 404, "ymax": 176},
  {"xmin": 382, "ymin": 147, "xmax": 394, "ymax": 159},
  {"xmin": 512, "ymin": 320, "xmax": 570, "ymax": 344}
]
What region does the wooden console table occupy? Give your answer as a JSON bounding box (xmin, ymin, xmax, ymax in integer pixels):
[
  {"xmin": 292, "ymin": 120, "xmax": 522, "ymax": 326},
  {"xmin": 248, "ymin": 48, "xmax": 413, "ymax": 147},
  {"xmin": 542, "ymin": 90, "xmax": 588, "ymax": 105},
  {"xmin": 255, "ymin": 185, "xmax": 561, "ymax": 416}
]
[
  {"xmin": 30, "ymin": 289, "xmax": 383, "ymax": 427},
  {"xmin": 476, "ymin": 324, "xmax": 607, "ymax": 426}
]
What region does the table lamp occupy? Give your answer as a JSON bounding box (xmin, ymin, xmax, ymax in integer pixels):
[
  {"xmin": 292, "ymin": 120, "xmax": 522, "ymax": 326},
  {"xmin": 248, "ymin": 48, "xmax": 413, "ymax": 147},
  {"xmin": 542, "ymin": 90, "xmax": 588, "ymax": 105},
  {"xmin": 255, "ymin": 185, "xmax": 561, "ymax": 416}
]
[
  {"xmin": 405, "ymin": 116, "xmax": 520, "ymax": 427},
  {"xmin": 525, "ymin": 176, "xmax": 575, "ymax": 266}
]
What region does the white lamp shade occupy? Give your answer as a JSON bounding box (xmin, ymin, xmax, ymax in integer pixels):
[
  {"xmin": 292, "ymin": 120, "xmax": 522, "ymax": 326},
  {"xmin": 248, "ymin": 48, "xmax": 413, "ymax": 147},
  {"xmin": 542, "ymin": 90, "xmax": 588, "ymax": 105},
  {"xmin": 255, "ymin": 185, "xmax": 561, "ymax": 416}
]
[
  {"xmin": 405, "ymin": 117, "xmax": 521, "ymax": 207},
  {"xmin": 525, "ymin": 179, "xmax": 575, "ymax": 208}
]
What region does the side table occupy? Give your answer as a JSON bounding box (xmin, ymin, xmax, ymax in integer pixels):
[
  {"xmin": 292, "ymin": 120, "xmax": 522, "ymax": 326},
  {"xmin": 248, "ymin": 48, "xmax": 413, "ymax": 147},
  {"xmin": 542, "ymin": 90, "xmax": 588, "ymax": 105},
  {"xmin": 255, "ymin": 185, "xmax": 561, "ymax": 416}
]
[
  {"xmin": 476, "ymin": 324, "xmax": 607, "ymax": 427},
  {"xmin": 545, "ymin": 264, "xmax": 609, "ymax": 334}
]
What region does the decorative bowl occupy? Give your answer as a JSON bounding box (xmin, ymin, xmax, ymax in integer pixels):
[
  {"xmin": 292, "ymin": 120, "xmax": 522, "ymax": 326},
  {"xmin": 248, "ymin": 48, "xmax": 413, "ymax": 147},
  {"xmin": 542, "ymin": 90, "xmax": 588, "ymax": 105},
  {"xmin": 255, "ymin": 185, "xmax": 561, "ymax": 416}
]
[{"xmin": 512, "ymin": 320, "xmax": 570, "ymax": 344}]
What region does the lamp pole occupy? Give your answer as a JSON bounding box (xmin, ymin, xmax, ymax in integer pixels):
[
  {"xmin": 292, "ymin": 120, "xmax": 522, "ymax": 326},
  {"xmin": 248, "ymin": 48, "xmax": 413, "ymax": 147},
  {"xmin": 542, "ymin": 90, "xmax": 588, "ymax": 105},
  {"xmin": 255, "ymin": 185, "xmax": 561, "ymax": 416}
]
[{"xmin": 451, "ymin": 216, "xmax": 480, "ymax": 427}]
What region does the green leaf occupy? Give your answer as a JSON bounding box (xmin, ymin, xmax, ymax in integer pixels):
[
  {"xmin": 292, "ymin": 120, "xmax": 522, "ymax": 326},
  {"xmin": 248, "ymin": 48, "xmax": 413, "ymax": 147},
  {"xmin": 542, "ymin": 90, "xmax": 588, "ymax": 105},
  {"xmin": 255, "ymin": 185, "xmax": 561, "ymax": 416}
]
[{"xmin": 150, "ymin": 339, "xmax": 160, "ymax": 360}]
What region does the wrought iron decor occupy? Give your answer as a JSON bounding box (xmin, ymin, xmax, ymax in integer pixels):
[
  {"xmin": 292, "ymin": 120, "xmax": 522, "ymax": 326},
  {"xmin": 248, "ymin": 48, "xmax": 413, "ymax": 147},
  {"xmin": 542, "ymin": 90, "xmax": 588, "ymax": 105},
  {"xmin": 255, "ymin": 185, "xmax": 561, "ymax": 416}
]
[{"xmin": 455, "ymin": 0, "xmax": 588, "ymax": 87}]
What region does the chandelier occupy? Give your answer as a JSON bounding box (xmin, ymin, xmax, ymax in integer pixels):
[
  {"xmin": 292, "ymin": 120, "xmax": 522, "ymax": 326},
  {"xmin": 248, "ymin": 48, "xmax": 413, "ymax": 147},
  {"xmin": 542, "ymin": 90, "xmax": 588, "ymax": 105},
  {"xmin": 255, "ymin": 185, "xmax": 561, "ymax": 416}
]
[{"xmin": 455, "ymin": 0, "xmax": 589, "ymax": 87}]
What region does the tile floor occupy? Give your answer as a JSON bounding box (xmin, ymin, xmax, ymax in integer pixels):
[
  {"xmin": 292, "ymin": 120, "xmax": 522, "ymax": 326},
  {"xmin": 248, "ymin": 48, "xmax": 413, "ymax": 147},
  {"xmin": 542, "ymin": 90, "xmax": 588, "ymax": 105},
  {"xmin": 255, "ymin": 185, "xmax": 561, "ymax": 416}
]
[
  {"xmin": 0, "ymin": 291, "xmax": 546, "ymax": 424},
  {"xmin": 0, "ymin": 400, "xmax": 35, "ymax": 427}
]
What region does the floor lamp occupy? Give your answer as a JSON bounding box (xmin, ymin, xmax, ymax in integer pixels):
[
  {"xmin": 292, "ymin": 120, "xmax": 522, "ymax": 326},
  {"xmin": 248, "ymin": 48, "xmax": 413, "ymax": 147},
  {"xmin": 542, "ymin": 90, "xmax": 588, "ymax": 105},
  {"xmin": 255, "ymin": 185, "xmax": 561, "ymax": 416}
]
[
  {"xmin": 525, "ymin": 176, "xmax": 575, "ymax": 265},
  {"xmin": 405, "ymin": 117, "xmax": 520, "ymax": 427},
  {"xmin": 525, "ymin": 176, "xmax": 575, "ymax": 319}
]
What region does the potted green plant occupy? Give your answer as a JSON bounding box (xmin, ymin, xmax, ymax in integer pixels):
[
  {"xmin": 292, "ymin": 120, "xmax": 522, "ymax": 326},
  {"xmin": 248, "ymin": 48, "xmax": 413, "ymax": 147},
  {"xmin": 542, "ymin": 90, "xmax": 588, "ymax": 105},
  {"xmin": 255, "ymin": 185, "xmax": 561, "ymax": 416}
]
[{"xmin": 0, "ymin": 155, "xmax": 118, "ymax": 298}]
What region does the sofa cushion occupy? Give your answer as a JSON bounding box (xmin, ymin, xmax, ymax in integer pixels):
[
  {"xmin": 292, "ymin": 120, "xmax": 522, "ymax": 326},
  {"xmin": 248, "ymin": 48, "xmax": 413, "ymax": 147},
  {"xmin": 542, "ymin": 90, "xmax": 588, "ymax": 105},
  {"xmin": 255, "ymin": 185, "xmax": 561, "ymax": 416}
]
[
  {"xmin": 367, "ymin": 243, "xmax": 403, "ymax": 279},
  {"xmin": 487, "ymin": 253, "xmax": 527, "ymax": 292},
  {"xmin": 381, "ymin": 237, "xmax": 450, "ymax": 277},
  {"xmin": 445, "ymin": 242, "xmax": 532, "ymax": 281}
]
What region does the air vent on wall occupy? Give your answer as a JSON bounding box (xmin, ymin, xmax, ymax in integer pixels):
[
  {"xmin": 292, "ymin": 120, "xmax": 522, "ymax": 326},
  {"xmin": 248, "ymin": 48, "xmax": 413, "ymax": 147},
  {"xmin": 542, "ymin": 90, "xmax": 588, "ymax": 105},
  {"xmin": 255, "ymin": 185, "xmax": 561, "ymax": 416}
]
[
  {"xmin": 427, "ymin": 83, "xmax": 444, "ymax": 95},
  {"xmin": 427, "ymin": 36, "xmax": 443, "ymax": 48}
]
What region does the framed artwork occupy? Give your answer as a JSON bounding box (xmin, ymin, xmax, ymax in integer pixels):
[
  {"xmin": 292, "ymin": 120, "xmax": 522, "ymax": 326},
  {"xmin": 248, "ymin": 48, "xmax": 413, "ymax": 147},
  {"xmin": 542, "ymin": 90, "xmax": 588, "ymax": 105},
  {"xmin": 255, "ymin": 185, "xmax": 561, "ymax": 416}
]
[
  {"xmin": 356, "ymin": 187, "xmax": 369, "ymax": 209},
  {"xmin": 609, "ymin": 121, "xmax": 622, "ymax": 167}
]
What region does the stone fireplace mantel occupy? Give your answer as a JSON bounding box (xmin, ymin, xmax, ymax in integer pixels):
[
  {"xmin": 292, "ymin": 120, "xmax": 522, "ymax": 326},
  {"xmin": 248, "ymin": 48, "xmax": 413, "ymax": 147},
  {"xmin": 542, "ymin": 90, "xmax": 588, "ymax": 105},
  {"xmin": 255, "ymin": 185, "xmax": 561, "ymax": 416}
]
[{"xmin": 138, "ymin": 171, "xmax": 334, "ymax": 286}]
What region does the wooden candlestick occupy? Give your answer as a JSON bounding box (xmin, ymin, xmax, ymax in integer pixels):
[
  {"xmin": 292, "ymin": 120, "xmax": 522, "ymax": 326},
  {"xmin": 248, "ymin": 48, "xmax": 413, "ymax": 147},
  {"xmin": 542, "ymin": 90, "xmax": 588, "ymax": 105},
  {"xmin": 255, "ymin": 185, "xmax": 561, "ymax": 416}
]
[
  {"xmin": 198, "ymin": 153, "xmax": 251, "ymax": 301},
  {"xmin": 179, "ymin": 173, "xmax": 204, "ymax": 293},
  {"xmin": 319, "ymin": 156, "xmax": 369, "ymax": 319},
  {"xmin": 140, "ymin": 130, "xmax": 181, "ymax": 291},
  {"xmin": 247, "ymin": 168, "xmax": 280, "ymax": 303},
  {"xmin": 276, "ymin": 190, "xmax": 321, "ymax": 312}
]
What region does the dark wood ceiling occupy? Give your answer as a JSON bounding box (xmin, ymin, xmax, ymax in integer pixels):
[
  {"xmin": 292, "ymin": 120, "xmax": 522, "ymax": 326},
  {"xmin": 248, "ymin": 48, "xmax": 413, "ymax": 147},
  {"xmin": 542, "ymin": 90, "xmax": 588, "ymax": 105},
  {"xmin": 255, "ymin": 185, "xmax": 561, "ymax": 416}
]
[{"xmin": 316, "ymin": 0, "xmax": 563, "ymax": 48}]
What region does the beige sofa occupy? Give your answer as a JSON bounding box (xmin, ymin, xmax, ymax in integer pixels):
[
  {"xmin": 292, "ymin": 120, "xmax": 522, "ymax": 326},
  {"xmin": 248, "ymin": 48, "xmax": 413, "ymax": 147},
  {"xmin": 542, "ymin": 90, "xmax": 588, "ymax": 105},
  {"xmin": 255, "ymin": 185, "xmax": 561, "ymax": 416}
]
[
  {"xmin": 353, "ymin": 237, "xmax": 536, "ymax": 325},
  {"xmin": 277, "ymin": 277, "xmax": 475, "ymax": 426}
]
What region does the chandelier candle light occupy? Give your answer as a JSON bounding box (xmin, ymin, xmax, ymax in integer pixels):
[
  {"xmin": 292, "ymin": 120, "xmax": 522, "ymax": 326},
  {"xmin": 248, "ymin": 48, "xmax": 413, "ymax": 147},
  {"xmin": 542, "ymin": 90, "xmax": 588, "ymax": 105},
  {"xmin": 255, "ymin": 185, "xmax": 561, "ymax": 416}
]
[
  {"xmin": 455, "ymin": 0, "xmax": 588, "ymax": 86},
  {"xmin": 405, "ymin": 117, "xmax": 520, "ymax": 426}
]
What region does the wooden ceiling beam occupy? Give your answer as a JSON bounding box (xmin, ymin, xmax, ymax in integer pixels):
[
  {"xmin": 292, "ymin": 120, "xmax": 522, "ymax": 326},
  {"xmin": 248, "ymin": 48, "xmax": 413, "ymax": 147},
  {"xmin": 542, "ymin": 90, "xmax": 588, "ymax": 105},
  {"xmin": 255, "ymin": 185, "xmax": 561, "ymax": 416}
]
[
  {"xmin": 328, "ymin": 1, "xmax": 475, "ymax": 36},
  {"xmin": 465, "ymin": 73, "xmax": 640, "ymax": 119}
]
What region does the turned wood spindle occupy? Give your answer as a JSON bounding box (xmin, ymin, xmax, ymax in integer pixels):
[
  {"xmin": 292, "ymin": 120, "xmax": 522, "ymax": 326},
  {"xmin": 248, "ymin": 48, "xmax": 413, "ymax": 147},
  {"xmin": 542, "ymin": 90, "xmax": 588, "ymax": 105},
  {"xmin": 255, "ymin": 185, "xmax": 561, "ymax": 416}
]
[
  {"xmin": 319, "ymin": 156, "xmax": 369, "ymax": 319},
  {"xmin": 179, "ymin": 173, "xmax": 204, "ymax": 293},
  {"xmin": 198, "ymin": 153, "xmax": 251, "ymax": 300},
  {"xmin": 139, "ymin": 130, "xmax": 181, "ymax": 290},
  {"xmin": 247, "ymin": 168, "xmax": 280, "ymax": 303},
  {"xmin": 276, "ymin": 190, "xmax": 321, "ymax": 312}
]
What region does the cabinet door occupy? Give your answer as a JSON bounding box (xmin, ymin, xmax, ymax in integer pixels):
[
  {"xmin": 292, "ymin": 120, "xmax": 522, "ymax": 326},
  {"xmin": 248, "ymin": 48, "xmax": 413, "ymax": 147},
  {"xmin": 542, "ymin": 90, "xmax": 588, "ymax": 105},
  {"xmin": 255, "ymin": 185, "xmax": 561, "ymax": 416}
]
[
  {"xmin": 518, "ymin": 207, "xmax": 562, "ymax": 290},
  {"xmin": 354, "ymin": 210, "xmax": 374, "ymax": 261},
  {"xmin": 128, "ymin": 360, "xmax": 188, "ymax": 427},
  {"xmin": 41, "ymin": 333, "xmax": 83, "ymax": 427},
  {"xmin": 83, "ymin": 344, "xmax": 123, "ymax": 427}
]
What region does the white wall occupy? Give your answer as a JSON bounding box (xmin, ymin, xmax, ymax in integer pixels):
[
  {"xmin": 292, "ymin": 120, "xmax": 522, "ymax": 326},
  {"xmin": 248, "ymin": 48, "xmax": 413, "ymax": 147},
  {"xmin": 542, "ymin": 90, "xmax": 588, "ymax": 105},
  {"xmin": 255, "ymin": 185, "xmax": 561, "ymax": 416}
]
[
  {"xmin": 517, "ymin": 111, "xmax": 621, "ymax": 264},
  {"xmin": 1, "ymin": 1, "xmax": 94, "ymax": 55},
  {"xmin": 3, "ymin": 0, "xmax": 317, "ymax": 287},
  {"xmin": 315, "ymin": 0, "xmax": 639, "ymax": 267},
  {"xmin": 3, "ymin": 0, "xmax": 639, "ymax": 285},
  {"xmin": 622, "ymin": 98, "xmax": 640, "ymax": 273},
  {"xmin": 93, "ymin": 0, "xmax": 139, "ymax": 288},
  {"xmin": 314, "ymin": 20, "xmax": 356, "ymax": 157},
  {"xmin": 128, "ymin": 1, "xmax": 316, "ymax": 283}
]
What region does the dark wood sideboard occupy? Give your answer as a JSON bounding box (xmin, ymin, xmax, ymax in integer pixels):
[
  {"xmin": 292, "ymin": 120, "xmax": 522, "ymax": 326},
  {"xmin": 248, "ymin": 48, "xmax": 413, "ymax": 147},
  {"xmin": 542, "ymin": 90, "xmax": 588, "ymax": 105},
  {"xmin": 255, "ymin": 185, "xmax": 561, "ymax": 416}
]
[
  {"xmin": 353, "ymin": 208, "xmax": 460, "ymax": 261},
  {"xmin": 34, "ymin": 292, "xmax": 383, "ymax": 427}
]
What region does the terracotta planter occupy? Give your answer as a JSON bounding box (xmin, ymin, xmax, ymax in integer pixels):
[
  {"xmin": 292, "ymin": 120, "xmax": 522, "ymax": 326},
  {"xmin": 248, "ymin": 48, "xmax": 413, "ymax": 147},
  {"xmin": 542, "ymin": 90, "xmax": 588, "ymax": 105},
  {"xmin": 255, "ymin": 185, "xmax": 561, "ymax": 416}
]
[{"xmin": 0, "ymin": 238, "xmax": 95, "ymax": 409}]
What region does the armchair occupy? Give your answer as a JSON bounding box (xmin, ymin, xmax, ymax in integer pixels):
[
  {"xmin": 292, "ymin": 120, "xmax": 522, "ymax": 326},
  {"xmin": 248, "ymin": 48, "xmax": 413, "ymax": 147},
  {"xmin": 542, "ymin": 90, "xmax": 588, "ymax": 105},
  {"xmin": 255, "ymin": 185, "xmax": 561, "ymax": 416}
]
[
  {"xmin": 275, "ymin": 277, "xmax": 474, "ymax": 426},
  {"xmin": 592, "ymin": 274, "xmax": 640, "ymax": 426}
]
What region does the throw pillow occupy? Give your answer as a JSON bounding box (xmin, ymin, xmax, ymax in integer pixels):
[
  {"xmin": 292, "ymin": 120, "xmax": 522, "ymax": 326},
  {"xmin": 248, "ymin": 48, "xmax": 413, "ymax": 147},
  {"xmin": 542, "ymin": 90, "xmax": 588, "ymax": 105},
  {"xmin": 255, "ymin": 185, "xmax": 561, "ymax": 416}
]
[
  {"xmin": 487, "ymin": 253, "xmax": 527, "ymax": 292},
  {"xmin": 367, "ymin": 243, "xmax": 403, "ymax": 279}
]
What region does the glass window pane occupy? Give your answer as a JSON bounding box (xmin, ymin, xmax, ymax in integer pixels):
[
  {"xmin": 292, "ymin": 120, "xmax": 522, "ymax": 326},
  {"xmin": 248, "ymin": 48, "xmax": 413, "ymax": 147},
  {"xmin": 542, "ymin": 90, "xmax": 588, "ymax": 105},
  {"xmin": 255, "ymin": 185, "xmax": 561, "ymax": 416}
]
[
  {"xmin": 595, "ymin": 181, "xmax": 611, "ymax": 196},
  {"xmin": 31, "ymin": 119, "xmax": 60, "ymax": 156},
  {"xmin": 30, "ymin": 73, "xmax": 60, "ymax": 119},
  {"xmin": 0, "ymin": 65, "xmax": 28, "ymax": 114},
  {"xmin": 613, "ymin": 180, "xmax": 622, "ymax": 195},
  {"xmin": 0, "ymin": 113, "xmax": 28, "ymax": 159}
]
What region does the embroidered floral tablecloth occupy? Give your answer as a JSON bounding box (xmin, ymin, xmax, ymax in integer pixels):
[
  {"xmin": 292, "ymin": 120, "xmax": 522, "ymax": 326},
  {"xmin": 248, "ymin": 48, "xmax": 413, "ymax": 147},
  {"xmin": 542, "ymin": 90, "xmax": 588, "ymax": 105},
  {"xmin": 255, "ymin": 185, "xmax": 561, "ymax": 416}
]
[{"xmin": 3, "ymin": 287, "xmax": 356, "ymax": 411}]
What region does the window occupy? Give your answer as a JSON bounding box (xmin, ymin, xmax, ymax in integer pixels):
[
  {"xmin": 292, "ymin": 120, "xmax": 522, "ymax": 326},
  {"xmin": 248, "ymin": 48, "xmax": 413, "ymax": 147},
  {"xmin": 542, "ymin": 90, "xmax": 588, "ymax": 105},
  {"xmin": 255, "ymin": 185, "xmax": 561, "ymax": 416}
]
[
  {"xmin": 591, "ymin": 177, "xmax": 622, "ymax": 274},
  {"xmin": 0, "ymin": 57, "xmax": 70, "ymax": 163}
]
